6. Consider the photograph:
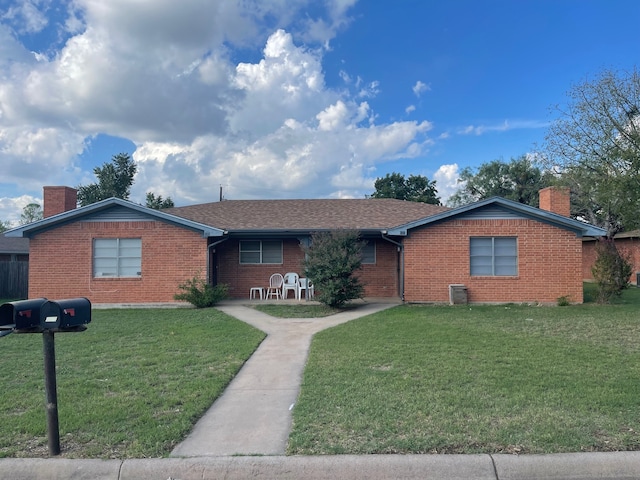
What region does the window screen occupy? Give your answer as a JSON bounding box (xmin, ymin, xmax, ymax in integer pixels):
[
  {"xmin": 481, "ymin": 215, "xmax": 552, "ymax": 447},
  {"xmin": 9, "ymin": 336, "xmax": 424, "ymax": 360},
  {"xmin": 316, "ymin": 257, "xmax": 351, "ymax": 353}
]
[
  {"xmin": 470, "ymin": 237, "xmax": 517, "ymax": 276},
  {"xmin": 94, "ymin": 238, "xmax": 141, "ymax": 277},
  {"xmin": 240, "ymin": 240, "xmax": 283, "ymax": 264}
]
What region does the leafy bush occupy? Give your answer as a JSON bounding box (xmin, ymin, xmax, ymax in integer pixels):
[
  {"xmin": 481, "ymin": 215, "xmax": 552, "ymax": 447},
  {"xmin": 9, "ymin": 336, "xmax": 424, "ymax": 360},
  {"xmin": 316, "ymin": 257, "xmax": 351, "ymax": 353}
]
[
  {"xmin": 302, "ymin": 230, "xmax": 365, "ymax": 308},
  {"xmin": 174, "ymin": 274, "xmax": 228, "ymax": 308},
  {"xmin": 591, "ymin": 238, "xmax": 632, "ymax": 304}
]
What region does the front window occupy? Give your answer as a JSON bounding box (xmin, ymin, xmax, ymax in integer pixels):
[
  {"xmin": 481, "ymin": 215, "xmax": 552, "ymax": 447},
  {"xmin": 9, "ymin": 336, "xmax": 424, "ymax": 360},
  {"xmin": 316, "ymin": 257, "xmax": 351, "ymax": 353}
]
[
  {"xmin": 362, "ymin": 241, "xmax": 376, "ymax": 264},
  {"xmin": 239, "ymin": 240, "xmax": 283, "ymax": 264},
  {"xmin": 470, "ymin": 237, "xmax": 517, "ymax": 276},
  {"xmin": 93, "ymin": 238, "xmax": 142, "ymax": 277}
]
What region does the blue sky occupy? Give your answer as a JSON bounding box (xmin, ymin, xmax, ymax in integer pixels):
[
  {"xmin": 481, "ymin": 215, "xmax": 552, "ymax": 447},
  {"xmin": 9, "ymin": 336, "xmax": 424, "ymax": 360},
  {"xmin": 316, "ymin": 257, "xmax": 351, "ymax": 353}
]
[{"xmin": 1, "ymin": 0, "xmax": 639, "ymax": 224}]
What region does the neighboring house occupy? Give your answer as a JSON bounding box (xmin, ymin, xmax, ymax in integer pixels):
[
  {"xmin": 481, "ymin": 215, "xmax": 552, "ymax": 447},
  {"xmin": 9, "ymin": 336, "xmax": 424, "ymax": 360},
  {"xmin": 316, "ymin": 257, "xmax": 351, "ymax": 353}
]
[
  {"xmin": 5, "ymin": 186, "xmax": 605, "ymax": 305},
  {"xmin": 582, "ymin": 230, "xmax": 640, "ymax": 285},
  {"xmin": 0, "ymin": 236, "xmax": 29, "ymax": 298},
  {"xmin": 0, "ymin": 237, "xmax": 29, "ymax": 262}
]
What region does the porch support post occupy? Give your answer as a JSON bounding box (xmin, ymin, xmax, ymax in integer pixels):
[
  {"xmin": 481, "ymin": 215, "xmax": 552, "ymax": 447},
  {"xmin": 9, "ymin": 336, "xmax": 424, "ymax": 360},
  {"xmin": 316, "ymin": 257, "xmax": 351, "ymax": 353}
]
[{"xmin": 381, "ymin": 233, "xmax": 404, "ymax": 301}]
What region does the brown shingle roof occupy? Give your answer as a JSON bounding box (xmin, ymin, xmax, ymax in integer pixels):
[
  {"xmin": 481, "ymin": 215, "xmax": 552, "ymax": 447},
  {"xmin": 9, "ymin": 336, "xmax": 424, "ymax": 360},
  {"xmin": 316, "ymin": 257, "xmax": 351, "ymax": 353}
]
[{"xmin": 166, "ymin": 198, "xmax": 449, "ymax": 232}]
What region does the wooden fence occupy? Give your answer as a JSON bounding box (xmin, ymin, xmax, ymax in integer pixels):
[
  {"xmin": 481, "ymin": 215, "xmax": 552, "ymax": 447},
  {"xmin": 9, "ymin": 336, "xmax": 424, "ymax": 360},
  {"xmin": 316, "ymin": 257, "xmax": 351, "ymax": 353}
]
[{"xmin": 0, "ymin": 261, "xmax": 28, "ymax": 299}]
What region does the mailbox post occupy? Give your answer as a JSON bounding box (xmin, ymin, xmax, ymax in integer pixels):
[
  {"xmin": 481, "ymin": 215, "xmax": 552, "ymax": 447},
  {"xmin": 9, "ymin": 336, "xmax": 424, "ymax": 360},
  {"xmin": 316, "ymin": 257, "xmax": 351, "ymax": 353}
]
[
  {"xmin": 0, "ymin": 297, "xmax": 91, "ymax": 456},
  {"xmin": 42, "ymin": 328, "xmax": 60, "ymax": 454}
]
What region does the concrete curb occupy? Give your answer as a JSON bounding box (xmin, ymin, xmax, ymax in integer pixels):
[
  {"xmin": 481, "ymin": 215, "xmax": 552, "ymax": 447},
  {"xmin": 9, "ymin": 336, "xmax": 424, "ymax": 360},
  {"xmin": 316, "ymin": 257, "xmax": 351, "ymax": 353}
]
[{"xmin": 2, "ymin": 453, "xmax": 640, "ymax": 480}]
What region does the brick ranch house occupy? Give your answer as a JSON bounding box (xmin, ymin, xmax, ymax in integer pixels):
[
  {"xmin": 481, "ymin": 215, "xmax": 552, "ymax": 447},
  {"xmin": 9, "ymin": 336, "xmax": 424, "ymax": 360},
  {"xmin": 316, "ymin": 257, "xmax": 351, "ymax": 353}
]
[{"xmin": 5, "ymin": 186, "xmax": 605, "ymax": 305}]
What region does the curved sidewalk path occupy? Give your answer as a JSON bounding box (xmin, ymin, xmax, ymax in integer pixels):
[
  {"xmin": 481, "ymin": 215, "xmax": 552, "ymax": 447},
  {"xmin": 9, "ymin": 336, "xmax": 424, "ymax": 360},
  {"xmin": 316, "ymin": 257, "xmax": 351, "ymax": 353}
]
[{"xmin": 171, "ymin": 301, "xmax": 397, "ymax": 457}]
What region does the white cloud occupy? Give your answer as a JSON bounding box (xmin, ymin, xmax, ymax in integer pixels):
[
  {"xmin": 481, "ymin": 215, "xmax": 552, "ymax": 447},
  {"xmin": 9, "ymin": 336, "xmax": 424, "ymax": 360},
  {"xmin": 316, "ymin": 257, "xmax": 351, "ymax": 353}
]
[
  {"xmin": 0, "ymin": 0, "xmax": 439, "ymax": 219},
  {"xmin": 132, "ymin": 111, "xmax": 434, "ymax": 202},
  {"xmin": 1, "ymin": 0, "xmax": 49, "ymax": 34},
  {"xmin": 412, "ymin": 80, "xmax": 430, "ymax": 97},
  {"xmin": 299, "ymin": 0, "xmax": 357, "ymax": 44},
  {"xmin": 433, "ymin": 163, "xmax": 461, "ymax": 204},
  {"xmin": 358, "ymin": 80, "xmax": 380, "ymax": 98},
  {"xmin": 339, "ymin": 69, "xmax": 351, "ymax": 84},
  {"xmin": 128, "ymin": 27, "xmax": 436, "ymax": 203},
  {"xmin": 317, "ymin": 100, "xmax": 350, "ymax": 131},
  {"xmin": 0, "ymin": 23, "xmax": 34, "ymax": 67},
  {"xmin": 0, "ymin": 127, "xmax": 86, "ymax": 185},
  {"xmin": 405, "ymin": 104, "xmax": 416, "ymax": 114},
  {"xmin": 231, "ymin": 29, "xmax": 333, "ymax": 137},
  {"xmin": 458, "ymin": 119, "xmax": 549, "ymax": 136},
  {"xmin": 0, "ymin": 194, "xmax": 41, "ymax": 226}
]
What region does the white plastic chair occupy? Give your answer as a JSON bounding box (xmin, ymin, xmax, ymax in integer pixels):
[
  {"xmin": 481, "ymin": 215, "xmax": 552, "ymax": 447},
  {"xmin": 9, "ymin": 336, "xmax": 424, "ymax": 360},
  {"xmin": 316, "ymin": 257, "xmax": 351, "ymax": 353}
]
[
  {"xmin": 298, "ymin": 278, "xmax": 314, "ymax": 300},
  {"xmin": 282, "ymin": 272, "xmax": 299, "ymax": 299},
  {"xmin": 265, "ymin": 273, "xmax": 284, "ymax": 299}
]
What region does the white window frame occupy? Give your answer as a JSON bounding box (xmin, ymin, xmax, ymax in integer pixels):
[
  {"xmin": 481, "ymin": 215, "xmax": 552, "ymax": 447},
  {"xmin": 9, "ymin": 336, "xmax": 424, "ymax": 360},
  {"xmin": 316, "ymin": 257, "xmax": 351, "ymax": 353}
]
[
  {"xmin": 470, "ymin": 237, "xmax": 518, "ymax": 276},
  {"xmin": 93, "ymin": 238, "xmax": 142, "ymax": 278},
  {"xmin": 239, "ymin": 240, "xmax": 283, "ymax": 264}
]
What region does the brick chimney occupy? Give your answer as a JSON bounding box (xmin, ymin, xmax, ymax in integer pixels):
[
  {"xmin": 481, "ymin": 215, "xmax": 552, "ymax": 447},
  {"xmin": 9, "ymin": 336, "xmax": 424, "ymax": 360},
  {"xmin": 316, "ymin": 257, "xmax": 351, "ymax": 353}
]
[
  {"xmin": 43, "ymin": 186, "xmax": 78, "ymax": 218},
  {"xmin": 539, "ymin": 186, "xmax": 570, "ymax": 217}
]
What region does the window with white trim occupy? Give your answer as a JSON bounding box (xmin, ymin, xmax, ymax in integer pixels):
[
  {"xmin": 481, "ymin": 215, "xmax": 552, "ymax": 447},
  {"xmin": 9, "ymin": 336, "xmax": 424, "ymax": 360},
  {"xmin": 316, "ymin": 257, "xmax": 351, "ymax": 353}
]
[
  {"xmin": 93, "ymin": 238, "xmax": 142, "ymax": 278},
  {"xmin": 239, "ymin": 240, "xmax": 283, "ymax": 264},
  {"xmin": 470, "ymin": 237, "xmax": 517, "ymax": 276},
  {"xmin": 361, "ymin": 241, "xmax": 376, "ymax": 264}
]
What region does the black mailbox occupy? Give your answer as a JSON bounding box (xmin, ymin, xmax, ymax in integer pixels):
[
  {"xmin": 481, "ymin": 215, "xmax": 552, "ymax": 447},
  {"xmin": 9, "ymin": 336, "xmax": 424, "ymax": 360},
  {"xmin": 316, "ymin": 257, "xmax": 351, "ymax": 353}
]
[
  {"xmin": 0, "ymin": 298, "xmax": 48, "ymax": 332},
  {"xmin": 40, "ymin": 298, "xmax": 91, "ymax": 331}
]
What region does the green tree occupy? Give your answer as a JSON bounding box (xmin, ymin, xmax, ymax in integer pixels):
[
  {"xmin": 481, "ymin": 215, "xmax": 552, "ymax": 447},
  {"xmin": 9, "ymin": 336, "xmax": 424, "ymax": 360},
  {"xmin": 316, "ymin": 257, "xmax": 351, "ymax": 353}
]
[
  {"xmin": 539, "ymin": 67, "xmax": 640, "ymax": 237},
  {"xmin": 302, "ymin": 230, "xmax": 365, "ymax": 308},
  {"xmin": 448, "ymin": 156, "xmax": 551, "ymax": 207},
  {"xmin": 77, "ymin": 153, "xmax": 137, "ymax": 206},
  {"xmin": 0, "ymin": 220, "xmax": 11, "ymax": 233},
  {"xmin": 20, "ymin": 203, "xmax": 43, "ymax": 224},
  {"xmin": 146, "ymin": 192, "xmax": 175, "ymax": 209},
  {"xmin": 371, "ymin": 172, "xmax": 441, "ymax": 204}
]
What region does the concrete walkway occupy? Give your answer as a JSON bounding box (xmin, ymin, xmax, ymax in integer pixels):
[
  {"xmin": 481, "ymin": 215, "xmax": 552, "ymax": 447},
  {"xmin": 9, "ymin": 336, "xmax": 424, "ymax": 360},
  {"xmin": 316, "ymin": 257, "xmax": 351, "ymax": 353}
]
[{"xmin": 171, "ymin": 301, "xmax": 398, "ymax": 456}]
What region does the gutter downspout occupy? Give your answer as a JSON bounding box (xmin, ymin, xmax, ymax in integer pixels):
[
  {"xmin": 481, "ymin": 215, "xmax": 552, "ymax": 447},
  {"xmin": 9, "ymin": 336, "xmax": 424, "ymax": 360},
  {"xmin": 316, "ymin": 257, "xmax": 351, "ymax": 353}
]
[
  {"xmin": 381, "ymin": 232, "xmax": 404, "ymax": 302},
  {"xmin": 207, "ymin": 236, "xmax": 229, "ymax": 285}
]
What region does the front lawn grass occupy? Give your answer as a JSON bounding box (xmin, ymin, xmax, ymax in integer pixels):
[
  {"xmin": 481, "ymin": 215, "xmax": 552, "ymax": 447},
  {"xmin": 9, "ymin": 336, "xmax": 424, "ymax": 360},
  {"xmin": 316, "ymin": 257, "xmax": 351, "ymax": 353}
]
[
  {"xmin": 288, "ymin": 288, "xmax": 640, "ymax": 455},
  {"xmin": 0, "ymin": 308, "xmax": 265, "ymax": 458},
  {"xmin": 252, "ymin": 303, "xmax": 350, "ymax": 318}
]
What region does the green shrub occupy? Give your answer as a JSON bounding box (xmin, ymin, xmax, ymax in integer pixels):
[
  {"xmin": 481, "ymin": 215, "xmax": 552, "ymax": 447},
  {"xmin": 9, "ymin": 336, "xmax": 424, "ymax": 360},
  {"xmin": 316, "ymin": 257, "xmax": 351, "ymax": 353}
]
[
  {"xmin": 302, "ymin": 230, "xmax": 365, "ymax": 308},
  {"xmin": 174, "ymin": 275, "xmax": 228, "ymax": 308},
  {"xmin": 591, "ymin": 238, "xmax": 632, "ymax": 304}
]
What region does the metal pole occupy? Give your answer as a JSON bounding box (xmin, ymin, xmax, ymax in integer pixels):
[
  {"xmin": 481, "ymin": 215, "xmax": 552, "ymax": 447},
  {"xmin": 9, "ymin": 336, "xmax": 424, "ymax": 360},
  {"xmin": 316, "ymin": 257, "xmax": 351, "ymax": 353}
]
[{"xmin": 42, "ymin": 330, "xmax": 60, "ymax": 455}]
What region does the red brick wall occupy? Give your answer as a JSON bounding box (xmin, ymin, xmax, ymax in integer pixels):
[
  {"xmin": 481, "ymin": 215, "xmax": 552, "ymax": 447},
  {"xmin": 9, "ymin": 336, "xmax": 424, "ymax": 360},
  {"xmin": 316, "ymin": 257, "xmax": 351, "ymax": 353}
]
[
  {"xmin": 215, "ymin": 239, "xmax": 306, "ymax": 298},
  {"xmin": 215, "ymin": 238, "xmax": 399, "ymax": 299},
  {"xmin": 29, "ymin": 221, "xmax": 207, "ymax": 303},
  {"xmin": 360, "ymin": 241, "xmax": 399, "ymax": 297},
  {"xmin": 403, "ymin": 219, "xmax": 584, "ymax": 304},
  {"xmin": 583, "ymin": 238, "xmax": 640, "ymax": 284}
]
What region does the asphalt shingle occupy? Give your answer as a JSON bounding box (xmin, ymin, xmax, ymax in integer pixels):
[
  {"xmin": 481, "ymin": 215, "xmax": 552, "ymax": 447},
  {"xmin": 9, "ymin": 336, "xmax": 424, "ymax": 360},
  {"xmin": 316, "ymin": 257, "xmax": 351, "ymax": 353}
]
[{"xmin": 166, "ymin": 198, "xmax": 449, "ymax": 232}]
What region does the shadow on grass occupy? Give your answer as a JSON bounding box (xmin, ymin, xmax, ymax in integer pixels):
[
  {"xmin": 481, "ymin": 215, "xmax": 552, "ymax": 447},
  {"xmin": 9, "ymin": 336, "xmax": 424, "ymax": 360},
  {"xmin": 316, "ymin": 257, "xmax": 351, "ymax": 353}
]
[
  {"xmin": 251, "ymin": 302, "xmax": 361, "ymax": 318},
  {"xmin": 583, "ymin": 281, "xmax": 640, "ymax": 305}
]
